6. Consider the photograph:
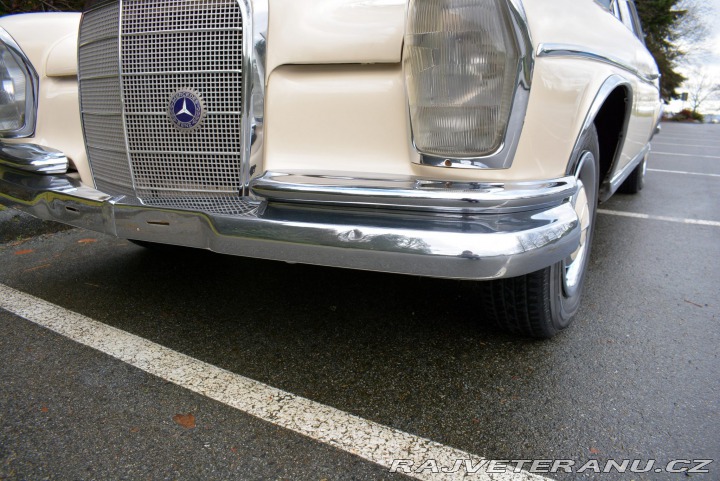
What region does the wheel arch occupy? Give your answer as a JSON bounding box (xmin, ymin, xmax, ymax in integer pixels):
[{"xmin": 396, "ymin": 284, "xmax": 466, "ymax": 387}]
[{"xmin": 566, "ymin": 75, "xmax": 633, "ymax": 201}]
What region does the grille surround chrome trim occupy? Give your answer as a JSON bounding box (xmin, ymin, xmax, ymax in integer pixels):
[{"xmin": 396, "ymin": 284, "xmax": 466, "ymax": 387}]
[
  {"xmin": 238, "ymin": 0, "xmax": 268, "ymax": 192},
  {"xmin": 78, "ymin": 0, "xmax": 268, "ymax": 214}
]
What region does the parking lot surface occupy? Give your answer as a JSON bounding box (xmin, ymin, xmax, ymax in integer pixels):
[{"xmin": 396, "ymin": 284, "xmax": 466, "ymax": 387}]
[{"xmin": 1, "ymin": 122, "xmax": 718, "ymax": 480}]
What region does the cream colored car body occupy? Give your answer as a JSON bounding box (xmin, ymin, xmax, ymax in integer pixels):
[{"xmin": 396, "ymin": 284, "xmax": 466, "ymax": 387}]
[
  {"xmin": 0, "ymin": 0, "xmax": 663, "ymax": 336},
  {"xmin": 1, "ymin": 0, "xmax": 660, "ymax": 188},
  {"xmin": 0, "ymin": 13, "xmax": 88, "ymax": 182}
]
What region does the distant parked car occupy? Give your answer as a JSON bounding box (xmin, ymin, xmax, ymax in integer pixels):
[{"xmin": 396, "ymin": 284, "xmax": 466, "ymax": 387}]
[{"xmin": 0, "ymin": 0, "xmax": 662, "ymax": 337}]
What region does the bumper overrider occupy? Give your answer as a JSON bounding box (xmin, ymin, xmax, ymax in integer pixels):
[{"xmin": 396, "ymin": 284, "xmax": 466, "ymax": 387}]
[{"xmin": 0, "ymin": 151, "xmax": 581, "ymax": 280}]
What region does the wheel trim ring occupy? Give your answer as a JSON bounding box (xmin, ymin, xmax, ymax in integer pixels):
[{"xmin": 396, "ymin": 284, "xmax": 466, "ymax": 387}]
[
  {"xmin": 640, "ymin": 155, "xmax": 647, "ymax": 187},
  {"xmin": 563, "ymin": 151, "xmax": 594, "ymax": 297}
]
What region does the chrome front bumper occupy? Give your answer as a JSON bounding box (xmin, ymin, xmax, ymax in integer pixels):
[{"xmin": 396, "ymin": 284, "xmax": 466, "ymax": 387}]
[{"xmin": 0, "ymin": 161, "xmax": 581, "ymax": 280}]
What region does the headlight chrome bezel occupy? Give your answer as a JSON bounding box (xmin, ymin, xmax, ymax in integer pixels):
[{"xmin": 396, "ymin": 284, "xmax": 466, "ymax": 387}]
[
  {"xmin": 0, "ymin": 26, "xmax": 39, "ymax": 139},
  {"xmin": 403, "ymin": 0, "xmax": 533, "ymax": 170}
]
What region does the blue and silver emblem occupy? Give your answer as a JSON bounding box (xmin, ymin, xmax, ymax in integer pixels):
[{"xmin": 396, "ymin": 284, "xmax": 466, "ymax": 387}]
[{"xmin": 168, "ymin": 88, "xmax": 205, "ymax": 130}]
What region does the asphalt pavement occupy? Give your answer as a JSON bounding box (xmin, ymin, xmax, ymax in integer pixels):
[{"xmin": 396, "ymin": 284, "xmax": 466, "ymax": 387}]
[{"xmin": 0, "ymin": 122, "xmax": 718, "ymax": 480}]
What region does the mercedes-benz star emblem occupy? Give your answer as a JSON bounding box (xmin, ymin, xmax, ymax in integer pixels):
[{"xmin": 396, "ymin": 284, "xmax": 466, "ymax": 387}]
[{"xmin": 168, "ymin": 88, "xmax": 205, "ymax": 130}]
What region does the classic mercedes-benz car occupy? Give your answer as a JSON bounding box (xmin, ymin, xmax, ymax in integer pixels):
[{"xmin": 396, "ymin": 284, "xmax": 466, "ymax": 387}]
[{"xmin": 0, "ymin": 0, "xmax": 661, "ymax": 337}]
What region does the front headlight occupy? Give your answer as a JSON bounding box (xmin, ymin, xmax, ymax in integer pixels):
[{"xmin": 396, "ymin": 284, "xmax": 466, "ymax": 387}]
[
  {"xmin": 403, "ymin": 0, "xmax": 531, "ymax": 167},
  {"xmin": 0, "ymin": 27, "xmax": 38, "ymax": 138}
]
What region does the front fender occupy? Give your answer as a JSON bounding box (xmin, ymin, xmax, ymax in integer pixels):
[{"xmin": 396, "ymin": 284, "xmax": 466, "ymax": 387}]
[{"xmin": 0, "ymin": 13, "xmax": 88, "ymax": 185}]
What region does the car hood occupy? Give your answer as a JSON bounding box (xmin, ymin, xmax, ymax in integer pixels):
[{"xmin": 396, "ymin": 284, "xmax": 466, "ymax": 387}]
[{"xmin": 266, "ymin": 0, "xmax": 406, "ymax": 73}]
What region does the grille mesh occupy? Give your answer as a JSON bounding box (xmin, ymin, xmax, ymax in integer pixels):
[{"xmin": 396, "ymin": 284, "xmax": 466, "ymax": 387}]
[
  {"xmin": 78, "ymin": 2, "xmax": 132, "ymax": 198},
  {"xmin": 78, "ymin": 0, "xmax": 255, "ymax": 215},
  {"xmin": 121, "ymin": 0, "xmax": 244, "ymax": 202}
]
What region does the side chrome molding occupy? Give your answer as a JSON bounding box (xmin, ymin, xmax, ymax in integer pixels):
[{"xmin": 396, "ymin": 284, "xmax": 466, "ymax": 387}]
[{"xmin": 537, "ymin": 43, "xmax": 659, "ymax": 85}]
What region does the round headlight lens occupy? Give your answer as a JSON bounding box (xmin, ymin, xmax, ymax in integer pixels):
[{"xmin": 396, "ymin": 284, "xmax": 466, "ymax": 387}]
[
  {"xmin": 0, "ymin": 45, "xmax": 28, "ymax": 132},
  {"xmin": 0, "ymin": 27, "xmax": 36, "ymax": 138}
]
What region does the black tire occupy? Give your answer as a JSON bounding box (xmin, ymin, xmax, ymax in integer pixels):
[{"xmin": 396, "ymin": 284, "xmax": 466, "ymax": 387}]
[
  {"xmin": 618, "ymin": 154, "xmax": 646, "ymax": 194},
  {"xmin": 481, "ymin": 125, "xmax": 600, "ymax": 338}
]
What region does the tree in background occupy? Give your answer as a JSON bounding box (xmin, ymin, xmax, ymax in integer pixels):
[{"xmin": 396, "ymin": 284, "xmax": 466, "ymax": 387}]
[
  {"xmin": 684, "ymin": 68, "xmax": 720, "ymax": 115},
  {"xmin": 635, "ymin": 0, "xmax": 711, "ymax": 103},
  {"xmin": 0, "ymin": 0, "xmax": 84, "ymax": 16},
  {"xmin": 635, "ymin": 0, "xmax": 688, "ymax": 101}
]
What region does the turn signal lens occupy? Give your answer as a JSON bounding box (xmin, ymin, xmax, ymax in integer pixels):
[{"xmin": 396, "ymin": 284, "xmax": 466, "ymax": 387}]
[{"xmin": 404, "ymin": 0, "xmax": 521, "ymax": 157}]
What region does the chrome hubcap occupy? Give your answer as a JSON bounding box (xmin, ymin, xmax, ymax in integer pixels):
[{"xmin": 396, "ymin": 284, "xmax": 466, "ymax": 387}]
[{"xmin": 563, "ymin": 152, "xmax": 594, "ymax": 297}]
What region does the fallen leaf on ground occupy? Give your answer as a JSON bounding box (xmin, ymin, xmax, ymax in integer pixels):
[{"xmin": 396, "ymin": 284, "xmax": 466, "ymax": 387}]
[
  {"xmin": 14, "ymin": 249, "xmax": 34, "ymax": 255},
  {"xmin": 23, "ymin": 264, "xmax": 51, "ymax": 273},
  {"xmin": 173, "ymin": 412, "xmax": 196, "ymax": 429},
  {"xmin": 589, "ymin": 447, "xmax": 600, "ymax": 455},
  {"xmin": 40, "ymin": 406, "xmax": 49, "ymax": 413},
  {"xmin": 78, "ymin": 238, "xmax": 98, "ymax": 244}
]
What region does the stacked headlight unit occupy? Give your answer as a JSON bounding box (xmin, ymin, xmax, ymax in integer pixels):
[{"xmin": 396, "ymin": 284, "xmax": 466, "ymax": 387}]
[
  {"xmin": 403, "ymin": 0, "xmax": 531, "ymax": 167},
  {"xmin": 0, "ymin": 27, "xmax": 37, "ymax": 138}
]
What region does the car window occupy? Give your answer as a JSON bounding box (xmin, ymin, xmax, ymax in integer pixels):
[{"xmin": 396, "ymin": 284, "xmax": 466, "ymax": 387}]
[
  {"xmin": 599, "ymin": 0, "xmax": 622, "ymax": 21},
  {"xmin": 617, "ymin": 0, "xmax": 639, "ymax": 36},
  {"xmin": 626, "ymin": 0, "xmax": 646, "ymax": 43}
]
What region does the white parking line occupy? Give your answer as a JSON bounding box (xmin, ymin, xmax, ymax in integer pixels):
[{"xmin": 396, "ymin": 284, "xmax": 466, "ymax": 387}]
[
  {"xmin": 647, "ymin": 168, "xmax": 720, "ymax": 178},
  {"xmin": 651, "ymin": 141, "xmax": 720, "ymax": 148},
  {"xmin": 598, "ymin": 209, "xmax": 720, "ymax": 227},
  {"xmin": 651, "ymin": 152, "xmax": 720, "ymax": 160},
  {"xmin": 0, "ymin": 283, "xmax": 551, "ymax": 481}
]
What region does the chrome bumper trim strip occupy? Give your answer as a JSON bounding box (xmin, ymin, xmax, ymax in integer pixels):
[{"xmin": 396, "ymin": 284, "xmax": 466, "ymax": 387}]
[
  {"xmin": 0, "ymin": 166, "xmax": 580, "ymax": 280},
  {"xmin": 0, "ymin": 142, "xmax": 69, "ymax": 175},
  {"xmin": 251, "ymin": 171, "xmax": 577, "ymax": 214}
]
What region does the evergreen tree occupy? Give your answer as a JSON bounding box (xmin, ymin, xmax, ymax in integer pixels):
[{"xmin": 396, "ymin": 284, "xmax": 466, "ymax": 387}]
[
  {"xmin": 635, "ymin": 0, "xmax": 688, "ymax": 100},
  {"xmin": 0, "ymin": 0, "xmax": 85, "ymax": 16}
]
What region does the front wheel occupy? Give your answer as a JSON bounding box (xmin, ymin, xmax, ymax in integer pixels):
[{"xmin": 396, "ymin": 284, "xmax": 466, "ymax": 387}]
[{"xmin": 481, "ymin": 126, "xmax": 599, "ymax": 338}]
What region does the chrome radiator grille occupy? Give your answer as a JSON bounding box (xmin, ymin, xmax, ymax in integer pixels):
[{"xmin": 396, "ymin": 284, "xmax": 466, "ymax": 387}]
[{"xmin": 79, "ymin": 0, "xmax": 254, "ymax": 215}]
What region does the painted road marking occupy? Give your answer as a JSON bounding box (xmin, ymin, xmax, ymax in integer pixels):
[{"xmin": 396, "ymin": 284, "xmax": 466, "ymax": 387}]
[
  {"xmin": 0, "ymin": 283, "xmax": 551, "ymax": 481},
  {"xmin": 598, "ymin": 209, "xmax": 720, "ymax": 227},
  {"xmin": 647, "ymin": 168, "xmax": 720, "ymax": 178},
  {"xmin": 651, "ymin": 152, "xmax": 720, "ymax": 160},
  {"xmin": 651, "ymin": 141, "xmax": 720, "ymax": 148}
]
